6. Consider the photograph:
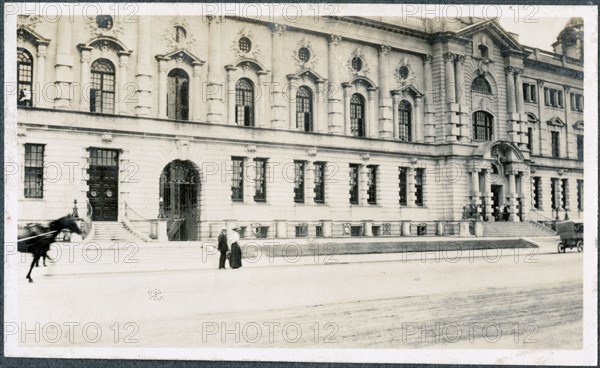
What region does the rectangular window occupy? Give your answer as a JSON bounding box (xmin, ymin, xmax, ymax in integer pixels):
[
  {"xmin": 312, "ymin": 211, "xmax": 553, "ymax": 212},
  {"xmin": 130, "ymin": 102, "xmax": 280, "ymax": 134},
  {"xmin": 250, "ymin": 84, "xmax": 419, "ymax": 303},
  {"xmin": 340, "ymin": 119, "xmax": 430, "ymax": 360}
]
[
  {"xmin": 350, "ymin": 225, "xmax": 363, "ymax": 237},
  {"xmin": 577, "ymin": 135, "xmax": 584, "ymax": 161},
  {"xmin": 313, "ymin": 162, "xmax": 325, "ymax": 203},
  {"xmin": 399, "ymin": 167, "xmax": 407, "ymax": 206},
  {"xmin": 551, "ymin": 178, "xmax": 559, "ymax": 210},
  {"xmin": 533, "ymin": 176, "xmax": 541, "ymax": 209},
  {"xmin": 551, "ymin": 131, "xmax": 560, "ymax": 158},
  {"xmin": 293, "ymin": 161, "xmax": 305, "ymax": 203},
  {"xmin": 349, "ymin": 164, "xmax": 359, "ymax": 205},
  {"xmin": 415, "ymin": 168, "xmax": 424, "ymax": 207},
  {"xmin": 577, "ymin": 180, "xmax": 583, "ymax": 211},
  {"xmin": 231, "ymin": 157, "xmax": 244, "ymax": 202},
  {"xmin": 570, "ymin": 93, "xmax": 584, "ymax": 112},
  {"xmin": 527, "ymin": 127, "xmax": 533, "ymax": 152},
  {"xmin": 367, "ymin": 165, "xmax": 377, "ymax": 205},
  {"xmin": 545, "ymin": 88, "xmax": 564, "ymax": 108},
  {"xmin": 315, "ymin": 225, "xmax": 323, "ymax": 237},
  {"xmin": 24, "ymin": 144, "xmax": 44, "ymax": 198},
  {"xmin": 295, "ymin": 224, "xmax": 308, "ymax": 237},
  {"xmin": 523, "ymin": 83, "xmax": 537, "ymax": 103},
  {"xmin": 561, "ymin": 179, "xmax": 568, "ymax": 210},
  {"xmin": 254, "ymin": 158, "xmax": 267, "ymax": 202}
]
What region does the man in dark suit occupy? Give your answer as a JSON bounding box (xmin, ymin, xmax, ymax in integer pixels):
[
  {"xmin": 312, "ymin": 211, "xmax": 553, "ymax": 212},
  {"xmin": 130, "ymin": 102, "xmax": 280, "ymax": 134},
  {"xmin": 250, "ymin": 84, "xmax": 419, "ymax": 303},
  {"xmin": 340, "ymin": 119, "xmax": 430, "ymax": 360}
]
[{"xmin": 217, "ymin": 228, "xmax": 228, "ymax": 269}]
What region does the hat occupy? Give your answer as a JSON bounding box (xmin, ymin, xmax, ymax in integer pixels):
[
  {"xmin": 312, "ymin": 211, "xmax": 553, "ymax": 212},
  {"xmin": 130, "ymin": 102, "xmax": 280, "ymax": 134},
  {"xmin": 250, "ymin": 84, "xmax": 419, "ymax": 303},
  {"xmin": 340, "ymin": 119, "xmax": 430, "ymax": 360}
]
[{"xmin": 221, "ymin": 227, "xmax": 227, "ymax": 231}]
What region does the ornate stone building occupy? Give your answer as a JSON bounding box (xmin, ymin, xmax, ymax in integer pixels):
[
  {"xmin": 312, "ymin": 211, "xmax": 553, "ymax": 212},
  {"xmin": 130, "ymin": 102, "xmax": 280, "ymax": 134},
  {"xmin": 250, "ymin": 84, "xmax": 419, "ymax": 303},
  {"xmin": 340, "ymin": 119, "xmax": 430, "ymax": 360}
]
[{"xmin": 15, "ymin": 14, "xmax": 584, "ymax": 240}]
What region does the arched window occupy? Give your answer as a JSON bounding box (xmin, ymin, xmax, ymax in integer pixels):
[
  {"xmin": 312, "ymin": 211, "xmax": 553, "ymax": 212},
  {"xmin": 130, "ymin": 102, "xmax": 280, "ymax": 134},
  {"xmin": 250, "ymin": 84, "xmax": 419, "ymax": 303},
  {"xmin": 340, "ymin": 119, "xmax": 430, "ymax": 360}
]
[
  {"xmin": 398, "ymin": 100, "xmax": 412, "ymax": 141},
  {"xmin": 235, "ymin": 78, "xmax": 254, "ymax": 127},
  {"xmin": 350, "ymin": 94, "xmax": 365, "ymax": 137},
  {"xmin": 296, "ymin": 86, "xmax": 313, "ymax": 132},
  {"xmin": 527, "ymin": 113, "xmax": 538, "ymax": 123},
  {"xmin": 90, "ymin": 59, "xmax": 115, "ymax": 113},
  {"xmin": 471, "ymin": 76, "xmax": 492, "ymax": 95},
  {"xmin": 472, "ymin": 111, "xmax": 493, "ymax": 141},
  {"xmin": 167, "ymin": 68, "xmax": 189, "ymax": 120},
  {"xmin": 17, "ymin": 48, "xmax": 33, "ymax": 107}
]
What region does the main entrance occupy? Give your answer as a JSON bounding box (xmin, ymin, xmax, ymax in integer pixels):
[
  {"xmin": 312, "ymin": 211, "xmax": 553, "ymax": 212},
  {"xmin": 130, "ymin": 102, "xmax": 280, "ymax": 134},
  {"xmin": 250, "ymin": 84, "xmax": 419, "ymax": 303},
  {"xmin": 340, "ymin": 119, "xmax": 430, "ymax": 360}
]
[
  {"xmin": 88, "ymin": 148, "xmax": 119, "ymax": 221},
  {"xmin": 160, "ymin": 160, "xmax": 199, "ymax": 241},
  {"xmin": 491, "ymin": 184, "xmax": 503, "ymax": 221}
]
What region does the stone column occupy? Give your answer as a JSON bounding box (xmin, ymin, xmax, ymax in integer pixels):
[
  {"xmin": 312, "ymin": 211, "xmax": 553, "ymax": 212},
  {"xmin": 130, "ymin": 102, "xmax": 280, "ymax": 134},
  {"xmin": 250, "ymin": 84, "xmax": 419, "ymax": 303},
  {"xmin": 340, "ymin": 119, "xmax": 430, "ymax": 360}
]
[
  {"xmin": 54, "ymin": 15, "xmax": 74, "ymax": 109},
  {"xmin": 378, "ymin": 45, "xmax": 393, "ymax": 138},
  {"xmin": 117, "ymin": 52, "xmax": 130, "ymax": 115},
  {"xmin": 455, "ymin": 55, "xmax": 469, "ymax": 142},
  {"xmin": 406, "ymin": 167, "xmax": 416, "ymax": 207},
  {"xmin": 515, "ymin": 69, "xmax": 525, "ymax": 115},
  {"xmin": 563, "ymin": 84, "xmax": 571, "ymax": 159},
  {"xmin": 506, "ymin": 168, "xmax": 517, "ymax": 221},
  {"xmin": 78, "ymin": 46, "xmax": 92, "ymax": 111},
  {"xmin": 359, "ymin": 164, "xmax": 368, "ymax": 205},
  {"xmin": 444, "ymin": 53, "xmax": 456, "ymax": 103},
  {"xmin": 207, "ymin": 16, "xmax": 224, "ymax": 124},
  {"xmin": 342, "ymin": 83, "xmax": 353, "ymax": 136},
  {"xmin": 156, "ymin": 57, "xmax": 169, "ymax": 119},
  {"xmin": 305, "ymin": 161, "xmax": 315, "ymax": 204},
  {"xmin": 454, "ymin": 55, "xmax": 465, "ymax": 105},
  {"xmin": 536, "ymin": 79, "xmax": 547, "ymax": 156},
  {"xmin": 287, "ymin": 75, "xmax": 299, "ymax": 130},
  {"xmin": 315, "ymin": 80, "xmax": 325, "ymax": 133},
  {"xmin": 191, "ymin": 62, "xmax": 203, "ymax": 121},
  {"xmin": 364, "ymin": 221, "xmax": 373, "ymax": 236},
  {"xmin": 244, "ymin": 157, "xmax": 257, "ymax": 203},
  {"xmin": 135, "ymin": 16, "xmax": 152, "ymax": 117},
  {"xmin": 505, "ymin": 66, "xmax": 516, "ymax": 114},
  {"xmin": 257, "ymin": 71, "xmax": 269, "ymax": 127},
  {"xmin": 270, "ymin": 23, "xmax": 287, "ymax": 129},
  {"xmin": 483, "ymin": 169, "xmax": 494, "ymax": 222},
  {"xmin": 368, "ymin": 87, "xmax": 378, "ymax": 138},
  {"xmin": 414, "ymin": 97, "xmax": 423, "ymax": 142},
  {"xmin": 392, "ymin": 93, "xmax": 400, "ymax": 139},
  {"xmin": 225, "ymin": 65, "xmax": 237, "ymax": 124},
  {"xmin": 35, "ymin": 43, "xmax": 48, "ymax": 107},
  {"xmin": 327, "ymin": 35, "xmax": 344, "ymax": 133},
  {"xmin": 423, "ymin": 55, "xmax": 435, "ymax": 143}
]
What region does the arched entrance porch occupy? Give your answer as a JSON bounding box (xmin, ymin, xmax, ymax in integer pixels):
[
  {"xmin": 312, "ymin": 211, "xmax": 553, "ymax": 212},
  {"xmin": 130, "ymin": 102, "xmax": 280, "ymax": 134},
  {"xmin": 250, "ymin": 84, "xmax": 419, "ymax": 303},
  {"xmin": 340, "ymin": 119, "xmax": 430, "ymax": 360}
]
[
  {"xmin": 159, "ymin": 160, "xmax": 200, "ymax": 241},
  {"xmin": 469, "ymin": 141, "xmax": 530, "ymax": 222}
]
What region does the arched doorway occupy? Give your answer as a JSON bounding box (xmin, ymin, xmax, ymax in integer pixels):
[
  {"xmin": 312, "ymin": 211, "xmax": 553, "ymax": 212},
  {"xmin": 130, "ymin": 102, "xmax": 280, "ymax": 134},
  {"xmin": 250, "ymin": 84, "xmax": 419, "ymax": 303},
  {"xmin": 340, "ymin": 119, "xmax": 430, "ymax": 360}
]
[{"xmin": 159, "ymin": 160, "xmax": 199, "ymax": 241}]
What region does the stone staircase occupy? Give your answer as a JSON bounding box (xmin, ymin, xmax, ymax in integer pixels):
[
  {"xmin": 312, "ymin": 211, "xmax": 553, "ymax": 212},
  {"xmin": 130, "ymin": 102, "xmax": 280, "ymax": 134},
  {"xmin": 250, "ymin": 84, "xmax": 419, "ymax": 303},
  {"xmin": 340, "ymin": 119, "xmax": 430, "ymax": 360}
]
[
  {"xmin": 91, "ymin": 221, "xmax": 147, "ymax": 243},
  {"xmin": 482, "ymin": 221, "xmax": 557, "ymax": 237}
]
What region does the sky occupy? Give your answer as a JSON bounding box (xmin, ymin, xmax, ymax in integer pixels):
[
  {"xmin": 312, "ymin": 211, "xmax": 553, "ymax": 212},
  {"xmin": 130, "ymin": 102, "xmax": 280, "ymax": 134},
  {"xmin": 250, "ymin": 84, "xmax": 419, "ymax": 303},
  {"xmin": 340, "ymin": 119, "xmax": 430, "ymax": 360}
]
[{"xmin": 499, "ymin": 17, "xmax": 571, "ymax": 51}]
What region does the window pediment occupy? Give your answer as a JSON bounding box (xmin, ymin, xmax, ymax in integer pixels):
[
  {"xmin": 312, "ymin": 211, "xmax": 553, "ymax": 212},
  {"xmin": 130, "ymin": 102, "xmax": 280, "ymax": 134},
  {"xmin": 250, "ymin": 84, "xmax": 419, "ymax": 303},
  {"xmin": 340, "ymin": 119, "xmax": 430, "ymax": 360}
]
[
  {"xmin": 546, "ymin": 116, "xmax": 565, "ymax": 127},
  {"xmin": 156, "ymin": 49, "xmax": 205, "ymax": 67},
  {"xmin": 287, "ymin": 68, "xmax": 326, "ymax": 83},
  {"xmin": 17, "ymin": 26, "xmax": 50, "ymax": 47},
  {"xmin": 391, "ymin": 85, "xmax": 423, "ymax": 98}
]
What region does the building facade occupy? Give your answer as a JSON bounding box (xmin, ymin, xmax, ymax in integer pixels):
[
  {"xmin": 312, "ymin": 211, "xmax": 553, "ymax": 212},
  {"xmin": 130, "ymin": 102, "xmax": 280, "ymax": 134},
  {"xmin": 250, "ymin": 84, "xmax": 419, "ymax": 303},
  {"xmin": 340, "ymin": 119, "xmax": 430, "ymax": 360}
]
[{"xmin": 14, "ymin": 14, "xmax": 585, "ymax": 240}]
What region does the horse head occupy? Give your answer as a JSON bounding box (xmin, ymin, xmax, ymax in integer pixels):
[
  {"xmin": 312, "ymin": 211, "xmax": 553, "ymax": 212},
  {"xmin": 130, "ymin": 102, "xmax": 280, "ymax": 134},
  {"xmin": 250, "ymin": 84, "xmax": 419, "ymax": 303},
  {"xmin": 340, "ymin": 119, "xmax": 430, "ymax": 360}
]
[{"xmin": 50, "ymin": 214, "xmax": 82, "ymax": 235}]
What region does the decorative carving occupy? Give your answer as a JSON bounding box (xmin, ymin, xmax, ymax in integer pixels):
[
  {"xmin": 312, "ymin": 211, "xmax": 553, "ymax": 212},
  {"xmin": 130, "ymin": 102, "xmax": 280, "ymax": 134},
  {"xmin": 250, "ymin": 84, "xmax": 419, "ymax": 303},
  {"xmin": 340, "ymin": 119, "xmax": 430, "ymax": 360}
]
[
  {"xmin": 378, "ymin": 45, "xmax": 391, "ymax": 56},
  {"xmin": 504, "ymin": 66, "xmax": 516, "ymax": 75},
  {"xmin": 206, "ymin": 15, "xmax": 224, "ymax": 24},
  {"xmin": 443, "ymin": 52, "xmax": 455, "ymax": 62},
  {"xmin": 101, "ymin": 133, "xmax": 113, "ymax": 143},
  {"xmin": 394, "ymin": 57, "xmax": 417, "ymax": 88},
  {"xmin": 345, "ymin": 48, "xmax": 370, "ymax": 77},
  {"xmin": 17, "ymin": 15, "xmax": 42, "ymax": 29},
  {"xmin": 268, "ymin": 23, "xmax": 286, "ymax": 37},
  {"xmin": 162, "ymin": 17, "xmax": 198, "ymax": 52},
  {"xmin": 422, "ymin": 54, "xmax": 432, "ymax": 63},
  {"xmin": 327, "ymin": 34, "xmax": 342, "ymax": 46},
  {"xmin": 246, "ymin": 144, "xmax": 257, "ymax": 153},
  {"xmin": 360, "ymin": 153, "xmax": 370, "ymax": 161},
  {"xmin": 490, "ymin": 145, "xmax": 508, "ymax": 176},
  {"xmin": 232, "ymin": 27, "xmax": 261, "ymax": 60},
  {"xmin": 307, "ymin": 148, "xmax": 317, "ymax": 157},
  {"xmin": 476, "ymin": 58, "xmax": 490, "ymax": 76},
  {"xmin": 86, "ymin": 16, "xmax": 124, "ymax": 38},
  {"xmin": 292, "ymin": 37, "xmax": 319, "ymax": 70}
]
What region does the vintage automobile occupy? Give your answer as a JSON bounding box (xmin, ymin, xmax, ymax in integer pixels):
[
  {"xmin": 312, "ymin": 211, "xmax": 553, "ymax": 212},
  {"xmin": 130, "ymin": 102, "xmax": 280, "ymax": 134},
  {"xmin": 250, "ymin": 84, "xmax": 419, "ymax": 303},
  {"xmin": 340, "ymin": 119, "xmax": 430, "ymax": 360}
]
[{"xmin": 556, "ymin": 221, "xmax": 583, "ymax": 253}]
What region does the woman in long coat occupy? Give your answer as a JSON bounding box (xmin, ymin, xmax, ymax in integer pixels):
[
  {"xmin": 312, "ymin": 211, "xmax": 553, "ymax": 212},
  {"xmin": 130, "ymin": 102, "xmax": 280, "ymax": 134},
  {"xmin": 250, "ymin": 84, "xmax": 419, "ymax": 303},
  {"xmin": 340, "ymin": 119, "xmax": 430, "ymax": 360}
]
[{"xmin": 227, "ymin": 227, "xmax": 243, "ymax": 269}]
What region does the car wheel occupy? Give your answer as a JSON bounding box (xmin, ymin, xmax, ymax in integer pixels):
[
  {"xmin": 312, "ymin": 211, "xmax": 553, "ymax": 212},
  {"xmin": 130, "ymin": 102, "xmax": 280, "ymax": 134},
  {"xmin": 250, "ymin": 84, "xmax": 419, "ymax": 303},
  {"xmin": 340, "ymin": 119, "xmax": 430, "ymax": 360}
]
[{"xmin": 576, "ymin": 240, "xmax": 583, "ymax": 253}]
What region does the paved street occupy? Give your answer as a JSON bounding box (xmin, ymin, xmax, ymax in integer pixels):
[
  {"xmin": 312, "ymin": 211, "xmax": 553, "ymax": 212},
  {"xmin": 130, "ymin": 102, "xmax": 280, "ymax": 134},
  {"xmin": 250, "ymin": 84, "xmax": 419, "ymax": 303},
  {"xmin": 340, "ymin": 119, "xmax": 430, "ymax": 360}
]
[{"xmin": 10, "ymin": 241, "xmax": 583, "ymax": 350}]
